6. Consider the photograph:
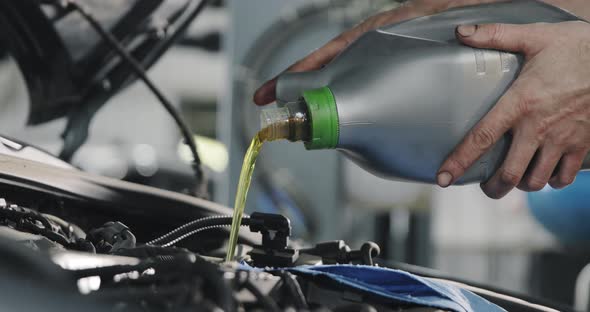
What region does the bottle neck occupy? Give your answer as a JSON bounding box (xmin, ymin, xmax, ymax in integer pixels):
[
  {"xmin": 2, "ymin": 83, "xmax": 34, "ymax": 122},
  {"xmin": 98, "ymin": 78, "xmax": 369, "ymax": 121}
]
[
  {"xmin": 259, "ymin": 87, "xmax": 339, "ymax": 149},
  {"xmin": 259, "ymin": 101, "xmax": 311, "ymax": 143}
]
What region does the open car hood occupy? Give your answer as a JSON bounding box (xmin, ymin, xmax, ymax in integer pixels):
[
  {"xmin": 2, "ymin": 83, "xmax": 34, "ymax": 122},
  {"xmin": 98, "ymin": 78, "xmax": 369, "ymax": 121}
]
[{"xmin": 0, "ymin": 0, "xmax": 207, "ymax": 165}]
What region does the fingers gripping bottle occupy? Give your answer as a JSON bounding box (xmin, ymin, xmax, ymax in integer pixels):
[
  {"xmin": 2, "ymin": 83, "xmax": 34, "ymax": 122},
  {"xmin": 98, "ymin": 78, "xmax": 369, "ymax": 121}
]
[{"xmin": 261, "ymin": 0, "xmax": 590, "ymax": 185}]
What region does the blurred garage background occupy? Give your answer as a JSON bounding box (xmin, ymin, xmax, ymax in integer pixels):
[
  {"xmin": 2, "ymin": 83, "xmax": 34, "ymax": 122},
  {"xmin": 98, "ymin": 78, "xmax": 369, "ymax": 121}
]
[{"xmin": 1, "ymin": 0, "xmax": 589, "ymax": 309}]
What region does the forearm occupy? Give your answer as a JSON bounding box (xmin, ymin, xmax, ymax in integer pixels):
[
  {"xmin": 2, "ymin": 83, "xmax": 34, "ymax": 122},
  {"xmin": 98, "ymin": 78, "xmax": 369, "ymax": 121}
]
[{"xmin": 543, "ymin": 0, "xmax": 590, "ymax": 21}]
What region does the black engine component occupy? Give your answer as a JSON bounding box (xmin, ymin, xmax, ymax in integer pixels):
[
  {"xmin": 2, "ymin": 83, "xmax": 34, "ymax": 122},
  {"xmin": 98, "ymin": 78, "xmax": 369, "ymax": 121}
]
[
  {"xmin": 248, "ymin": 212, "xmax": 291, "ymax": 250},
  {"xmin": 87, "ymin": 221, "xmax": 136, "ymax": 253},
  {"xmin": 247, "ymin": 212, "xmax": 299, "ymax": 268},
  {"xmin": 244, "ymin": 212, "xmax": 381, "ymax": 267},
  {"xmin": 301, "ymin": 240, "xmax": 381, "ymax": 266}
]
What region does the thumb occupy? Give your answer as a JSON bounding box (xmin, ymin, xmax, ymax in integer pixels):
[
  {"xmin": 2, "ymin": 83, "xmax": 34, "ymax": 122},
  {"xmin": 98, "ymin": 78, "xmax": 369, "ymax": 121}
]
[{"xmin": 456, "ymin": 23, "xmax": 541, "ymax": 54}]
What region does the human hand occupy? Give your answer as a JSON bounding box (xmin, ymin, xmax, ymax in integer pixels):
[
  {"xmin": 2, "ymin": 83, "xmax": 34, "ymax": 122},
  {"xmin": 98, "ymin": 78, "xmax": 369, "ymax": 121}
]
[
  {"xmin": 252, "ymin": 0, "xmax": 503, "ymax": 105},
  {"xmin": 437, "ymin": 21, "xmax": 590, "ymax": 199}
]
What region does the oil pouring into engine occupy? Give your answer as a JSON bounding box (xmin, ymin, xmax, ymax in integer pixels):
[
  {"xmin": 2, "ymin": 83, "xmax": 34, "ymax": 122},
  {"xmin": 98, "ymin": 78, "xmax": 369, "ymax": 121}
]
[
  {"xmin": 226, "ymin": 88, "xmax": 343, "ymax": 261},
  {"xmin": 225, "ymin": 102, "xmax": 312, "ymax": 261}
]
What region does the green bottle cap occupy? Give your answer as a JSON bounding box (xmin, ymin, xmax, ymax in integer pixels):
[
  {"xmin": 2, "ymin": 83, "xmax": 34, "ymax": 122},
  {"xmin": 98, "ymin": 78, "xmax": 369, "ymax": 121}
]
[{"xmin": 302, "ymin": 87, "xmax": 339, "ymax": 150}]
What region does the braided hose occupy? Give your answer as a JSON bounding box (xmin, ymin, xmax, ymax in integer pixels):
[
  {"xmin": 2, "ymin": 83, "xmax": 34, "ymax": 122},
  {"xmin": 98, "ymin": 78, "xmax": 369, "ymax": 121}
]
[{"xmin": 147, "ymin": 216, "xmax": 251, "ymax": 247}]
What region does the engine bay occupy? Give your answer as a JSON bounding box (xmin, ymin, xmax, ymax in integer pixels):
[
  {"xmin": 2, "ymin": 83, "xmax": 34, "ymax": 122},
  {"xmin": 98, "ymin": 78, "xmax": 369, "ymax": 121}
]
[{"xmin": 0, "ymin": 151, "xmax": 567, "ymax": 312}]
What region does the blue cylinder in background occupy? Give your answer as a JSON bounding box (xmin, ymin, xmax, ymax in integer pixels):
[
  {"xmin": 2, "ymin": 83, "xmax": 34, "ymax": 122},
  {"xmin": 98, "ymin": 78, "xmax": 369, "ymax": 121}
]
[{"xmin": 527, "ymin": 172, "xmax": 590, "ymax": 244}]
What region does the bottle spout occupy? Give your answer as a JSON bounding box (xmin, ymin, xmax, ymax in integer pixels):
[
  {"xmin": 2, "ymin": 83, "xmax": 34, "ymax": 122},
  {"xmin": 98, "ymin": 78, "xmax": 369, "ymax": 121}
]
[
  {"xmin": 259, "ymin": 107, "xmax": 291, "ymax": 141},
  {"xmin": 259, "ymin": 87, "xmax": 339, "ymax": 149},
  {"xmin": 259, "ymin": 102, "xmax": 311, "ymax": 142}
]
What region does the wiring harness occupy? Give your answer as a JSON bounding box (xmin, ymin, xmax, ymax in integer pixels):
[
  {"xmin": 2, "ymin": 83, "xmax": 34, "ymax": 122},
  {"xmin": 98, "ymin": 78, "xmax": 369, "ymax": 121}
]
[{"xmin": 0, "ymin": 199, "xmax": 92, "ymax": 251}]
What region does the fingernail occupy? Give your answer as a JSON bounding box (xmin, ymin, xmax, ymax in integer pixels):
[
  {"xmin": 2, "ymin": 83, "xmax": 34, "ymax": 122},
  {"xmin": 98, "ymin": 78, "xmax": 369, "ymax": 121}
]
[
  {"xmin": 437, "ymin": 172, "xmax": 453, "ymax": 188},
  {"xmin": 457, "ymin": 25, "xmax": 477, "ymax": 37}
]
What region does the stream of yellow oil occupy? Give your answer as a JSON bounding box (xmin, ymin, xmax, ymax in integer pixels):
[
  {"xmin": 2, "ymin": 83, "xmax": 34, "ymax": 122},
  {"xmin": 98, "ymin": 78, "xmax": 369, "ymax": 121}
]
[{"xmin": 225, "ymin": 129, "xmax": 270, "ymax": 262}]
